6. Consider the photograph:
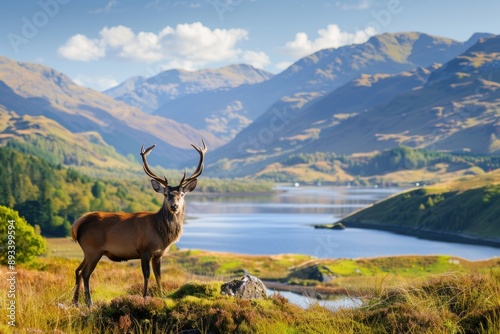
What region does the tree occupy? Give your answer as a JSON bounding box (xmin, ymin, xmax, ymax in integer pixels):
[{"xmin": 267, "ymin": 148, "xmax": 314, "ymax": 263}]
[{"xmin": 0, "ymin": 206, "xmax": 46, "ymax": 264}]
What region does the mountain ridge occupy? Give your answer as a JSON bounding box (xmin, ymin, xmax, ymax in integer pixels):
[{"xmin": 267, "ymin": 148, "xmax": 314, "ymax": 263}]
[
  {"xmin": 0, "ymin": 56, "xmax": 222, "ymax": 168},
  {"xmin": 206, "ymin": 34, "xmax": 500, "ymax": 177},
  {"xmin": 153, "ymin": 32, "xmax": 490, "ymax": 142},
  {"xmin": 105, "ymin": 63, "xmax": 274, "ymax": 113}
]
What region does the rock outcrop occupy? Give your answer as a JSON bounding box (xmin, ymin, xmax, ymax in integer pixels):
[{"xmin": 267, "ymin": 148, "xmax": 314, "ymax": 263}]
[{"xmin": 221, "ymin": 275, "xmax": 267, "ymax": 299}]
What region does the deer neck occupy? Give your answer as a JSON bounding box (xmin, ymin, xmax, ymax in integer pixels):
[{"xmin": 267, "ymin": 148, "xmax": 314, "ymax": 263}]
[{"xmin": 154, "ymin": 202, "xmax": 184, "ymax": 246}]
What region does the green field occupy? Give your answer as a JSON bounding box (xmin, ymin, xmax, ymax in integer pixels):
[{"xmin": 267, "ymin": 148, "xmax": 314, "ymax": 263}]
[{"xmin": 2, "ymin": 237, "xmax": 499, "ymax": 333}]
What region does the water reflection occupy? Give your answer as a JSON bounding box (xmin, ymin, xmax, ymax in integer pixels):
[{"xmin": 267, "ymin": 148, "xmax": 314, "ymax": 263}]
[{"xmin": 266, "ymin": 289, "xmax": 363, "ymax": 310}]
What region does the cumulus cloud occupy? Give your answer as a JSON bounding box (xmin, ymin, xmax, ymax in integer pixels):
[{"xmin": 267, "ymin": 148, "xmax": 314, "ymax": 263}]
[
  {"xmin": 57, "ymin": 22, "xmax": 270, "ymax": 70},
  {"xmin": 73, "ymin": 73, "xmax": 119, "ymax": 91},
  {"xmin": 58, "ymin": 34, "xmax": 105, "ymax": 61},
  {"xmin": 242, "ymin": 51, "xmax": 270, "ymax": 69},
  {"xmin": 279, "ymin": 24, "xmax": 376, "ymax": 59}
]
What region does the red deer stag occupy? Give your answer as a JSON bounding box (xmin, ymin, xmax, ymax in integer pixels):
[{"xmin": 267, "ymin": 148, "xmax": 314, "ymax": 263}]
[{"xmin": 71, "ymin": 140, "xmax": 207, "ymax": 306}]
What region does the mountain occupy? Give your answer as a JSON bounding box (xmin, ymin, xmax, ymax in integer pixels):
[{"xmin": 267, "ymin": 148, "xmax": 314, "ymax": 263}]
[
  {"xmin": 0, "ymin": 56, "xmax": 222, "ymax": 168},
  {"xmin": 312, "ymin": 34, "xmax": 500, "ymax": 155},
  {"xmin": 225, "ymin": 65, "xmax": 436, "ymax": 155},
  {"xmin": 207, "ymin": 34, "xmax": 500, "ymax": 177},
  {"xmin": 153, "ymin": 32, "xmax": 489, "ymax": 142},
  {"xmin": 207, "ymin": 66, "xmax": 437, "ymax": 176},
  {"xmin": 105, "ymin": 64, "xmax": 274, "ymax": 113},
  {"xmin": 0, "ymin": 107, "xmax": 131, "ymax": 169}
]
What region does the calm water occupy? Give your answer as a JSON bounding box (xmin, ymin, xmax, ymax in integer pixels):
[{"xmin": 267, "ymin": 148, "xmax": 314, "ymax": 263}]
[
  {"xmin": 178, "ymin": 186, "xmax": 500, "ymax": 260},
  {"xmin": 266, "ymin": 289, "xmax": 362, "ymax": 310}
]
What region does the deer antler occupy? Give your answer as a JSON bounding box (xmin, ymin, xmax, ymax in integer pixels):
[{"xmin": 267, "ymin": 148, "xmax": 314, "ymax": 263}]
[
  {"xmin": 140, "ymin": 144, "xmax": 169, "ymax": 187},
  {"xmin": 180, "ymin": 139, "xmax": 207, "ymax": 187}
]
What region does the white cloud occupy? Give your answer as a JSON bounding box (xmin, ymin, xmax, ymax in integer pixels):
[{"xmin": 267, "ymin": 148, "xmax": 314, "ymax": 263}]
[
  {"xmin": 73, "ymin": 74, "xmax": 119, "ymax": 91},
  {"xmin": 57, "ymin": 22, "xmax": 269, "ymax": 70},
  {"xmin": 91, "ymin": 0, "xmax": 119, "ymax": 14},
  {"xmin": 158, "ymin": 59, "xmax": 198, "ymax": 72},
  {"xmin": 336, "ymin": 0, "xmax": 372, "ymax": 10},
  {"xmin": 275, "ymin": 61, "xmax": 293, "ymax": 72},
  {"xmin": 279, "ymin": 24, "xmax": 376, "ymax": 59},
  {"xmin": 242, "ymin": 51, "xmax": 270, "ymax": 69},
  {"xmin": 58, "ymin": 34, "xmax": 105, "ymax": 61}
]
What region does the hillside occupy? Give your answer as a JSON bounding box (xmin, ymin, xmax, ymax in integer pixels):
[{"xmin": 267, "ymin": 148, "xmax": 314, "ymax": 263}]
[
  {"xmin": 331, "ymin": 171, "xmax": 500, "ymax": 247},
  {"xmin": 105, "ymin": 64, "xmax": 273, "ymax": 113},
  {"xmin": 0, "ymin": 107, "xmax": 132, "ymax": 169},
  {"xmin": 250, "ymin": 146, "xmax": 499, "ymax": 186},
  {"xmin": 313, "ymin": 34, "xmax": 500, "ymax": 155},
  {"xmin": 207, "ymin": 34, "xmax": 500, "ymax": 177},
  {"xmin": 0, "ymin": 56, "xmax": 222, "ymax": 168},
  {"xmin": 211, "ymin": 66, "xmax": 436, "ymax": 165},
  {"xmin": 154, "ymin": 32, "xmax": 485, "ymax": 141}
]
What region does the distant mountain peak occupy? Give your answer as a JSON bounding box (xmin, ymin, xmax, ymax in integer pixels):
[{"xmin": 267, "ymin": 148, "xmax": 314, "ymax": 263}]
[
  {"xmin": 465, "ymin": 32, "xmax": 495, "ymax": 47},
  {"xmin": 105, "ymin": 63, "xmax": 274, "ymax": 113}
]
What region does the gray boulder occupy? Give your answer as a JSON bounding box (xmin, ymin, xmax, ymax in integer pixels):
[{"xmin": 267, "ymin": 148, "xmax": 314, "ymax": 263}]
[{"xmin": 221, "ymin": 275, "xmax": 267, "ymax": 299}]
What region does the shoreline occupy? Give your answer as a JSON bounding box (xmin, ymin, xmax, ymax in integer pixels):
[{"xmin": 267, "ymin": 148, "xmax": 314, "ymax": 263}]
[
  {"xmin": 334, "ymin": 221, "xmax": 500, "ymax": 249},
  {"xmin": 190, "ymin": 190, "xmax": 281, "ymax": 197},
  {"xmin": 263, "ymin": 280, "xmax": 358, "ymax": 298}
]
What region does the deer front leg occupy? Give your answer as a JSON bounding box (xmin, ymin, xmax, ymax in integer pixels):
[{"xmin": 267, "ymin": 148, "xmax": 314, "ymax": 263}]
[
  {"xmin": 141, "ymin": 253, "xmax": 151, "ymax": 298},
  {"xmin": 152, "ymin": 256, "xmax": 162, "ymax": 295}
]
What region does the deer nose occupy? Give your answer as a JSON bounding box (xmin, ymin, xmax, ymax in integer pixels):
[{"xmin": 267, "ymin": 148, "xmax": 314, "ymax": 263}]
[{"xmin": 171, "ymin": 204, "xmax": 178, "ymax": 212}]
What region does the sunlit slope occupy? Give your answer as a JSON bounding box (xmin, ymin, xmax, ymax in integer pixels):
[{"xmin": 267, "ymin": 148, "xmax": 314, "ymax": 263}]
[
  {"xmin": 338, "ymin": 170, "xmax": 500, "ymax": 245},
  {"xmin": 0, "ymin": 107, "xmax": 131, "ymax": 168},
  {"xmin": 0, "ymin": 56, "xmax": 221, "ymax": 167}
]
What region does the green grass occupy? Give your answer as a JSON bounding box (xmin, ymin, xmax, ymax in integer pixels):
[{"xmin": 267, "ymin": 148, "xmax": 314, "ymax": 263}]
[
  {"xmin": 328, "ymin": 171, "xmax": 500, "ymax": 242},
  {"xmin": 46, "ymin": 238, "xmax": 500, "ymax": 291},
  {"xmin": 2, "ymin": 255, "xmax": 500, "ymax": 333}
]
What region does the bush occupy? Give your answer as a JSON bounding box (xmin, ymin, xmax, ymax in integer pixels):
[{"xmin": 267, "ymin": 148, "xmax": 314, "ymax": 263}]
[{"xmin": 0, "ymin": 205, "xmax": 46, "ymax": 264}]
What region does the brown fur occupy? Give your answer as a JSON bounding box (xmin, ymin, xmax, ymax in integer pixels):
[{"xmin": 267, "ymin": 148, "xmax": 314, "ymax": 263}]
[
  {"xmin": 71, "ymin": 187, "xmax": 194, "ymax": 307},
  {"xmin": 72, "ymin": 142, "xmax": 205, "ymax": 307}
]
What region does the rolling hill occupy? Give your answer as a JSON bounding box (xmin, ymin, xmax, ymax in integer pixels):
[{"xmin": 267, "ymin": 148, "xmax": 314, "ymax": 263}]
[
  {"xmin": 0, "ymin": 56, "xmax": 222, "ymax": 168},
  {"xmin": 0, "ymin": 107, "xmax": 131, "ymax": 169},
  {"xmin": 332, "ymin": 170, "xmax": 500, "ymax": 247}
]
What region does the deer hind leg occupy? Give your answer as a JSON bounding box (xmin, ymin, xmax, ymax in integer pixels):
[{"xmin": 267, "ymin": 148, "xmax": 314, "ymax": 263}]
[
  {"xmin": 72, "ymin": 258, "xmax": 86, "ymax": 305},
  {"xmin": 141, "ymin": 253, "xmax": 152, "ymax": 298},
  {"xmin": 152, "ymin": 256, "xmax": 162, "ymax": 295},
  {"xmin": 81, "ymin": 253, "xmax": 102, "ymax": 307}
]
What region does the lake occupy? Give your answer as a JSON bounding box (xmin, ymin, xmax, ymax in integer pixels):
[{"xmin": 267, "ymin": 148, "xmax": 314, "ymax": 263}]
[{"xmin": 178, "ymin": 186, "xmax": 500, "ymax": 260}]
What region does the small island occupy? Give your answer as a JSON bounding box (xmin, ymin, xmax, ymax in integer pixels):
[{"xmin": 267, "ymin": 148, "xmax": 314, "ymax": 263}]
[{"xmin": 314, "ymin": 222, "xmax": 346, "ymax": 230}]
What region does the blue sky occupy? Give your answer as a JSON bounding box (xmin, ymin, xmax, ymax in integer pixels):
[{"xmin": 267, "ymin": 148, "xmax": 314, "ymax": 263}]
[{"xmin": 1, "ymin": 0, "xmax": 499, "ymax": 91}]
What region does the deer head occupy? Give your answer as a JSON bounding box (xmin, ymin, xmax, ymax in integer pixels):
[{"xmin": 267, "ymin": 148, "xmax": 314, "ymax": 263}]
[{"xmin": 140, "ymin": 139, "xmax": 207, "ymax": 214}]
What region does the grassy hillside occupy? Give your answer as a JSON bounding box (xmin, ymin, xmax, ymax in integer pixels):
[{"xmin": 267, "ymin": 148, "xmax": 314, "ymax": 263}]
[
  {"xmin": 0, "ymin": 108, "xmax": 133, "ymax": 169},
  {"xmin": 331, "ymin": 170, "xmax": 500, "ymax": 245},
  {"xmin": 250, "ymin": 146, "xmax": 499, "ymax": 185},
  {"xmin": 3, "ymin": 242, "xmax": 499, "ymax": 333},
  {"xmin": 0, "ymin": 56, "xmax": 222, "ymax": 167}
]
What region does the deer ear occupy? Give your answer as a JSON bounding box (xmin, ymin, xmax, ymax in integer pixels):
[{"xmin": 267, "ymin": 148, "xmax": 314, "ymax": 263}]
[
  {"xmin": 182, "ymin": 179, "xmax": 198, "ymax": 193},
  {"xmin": 151, "ymin": 180, "xmax": 165, "ymax": 193}
]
